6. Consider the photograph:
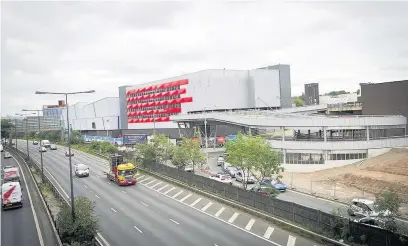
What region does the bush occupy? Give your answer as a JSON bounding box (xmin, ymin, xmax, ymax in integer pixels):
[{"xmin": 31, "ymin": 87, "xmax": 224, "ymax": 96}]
[
  {"xmin": 57, "ymin": 197, "xmax": 99, "ymax": 245},
  {"xmin": 87, "ymin": 142, "xmax": 118, "ymax": 155}
]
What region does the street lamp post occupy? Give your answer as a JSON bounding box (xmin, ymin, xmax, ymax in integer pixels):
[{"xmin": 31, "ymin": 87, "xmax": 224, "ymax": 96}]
[
  {"xmin": 35, "ymin": 89, "xmax": 95, "ymax": 223},
  {"xmin": 16, "ymin": 113, "xmax": 35, "ymax": 161},
  {"xmin": 22, "ymin": 109, "xmax": 44, "ymax": 182},
  {"xmin": 14, "ymin": 118, "xmax": 17, "ymax": 149}
]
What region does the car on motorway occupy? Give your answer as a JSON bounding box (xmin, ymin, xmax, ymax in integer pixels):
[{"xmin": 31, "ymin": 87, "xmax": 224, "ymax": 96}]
[
  {"xmin": 260, "ymin": 178, "xmax": 287, "ymax": 192},
  {"xmin": 347, "ymin": 198, "xmax": 391, "ymax": 217},
  {"xmin": 65, "ymin": 150, "xmax": 74, "ymax": 157},
  {"xmin": 250, "ymin": 185, "xmax": 276, "ymax": 196},
  {"xmin": 4, "ymin": 151, "xmax": 12, "ymax": 159},
  {"xmin": 50, "ymin": 144, "xmax": 57, "ymax": 150},
  {"xmin": 235, "ymin": 170, "xmax": 256, "ymax": 184},
  {"xmin": 39, "ymin": 146, "xmax": 47, "ymax": 152},
  {"xmin": 210, "ymin": 173, "xmax": 233, "ymax": 184},
  {"xmin": 226, "ymin": 166, "xmax": 238, "ymax": 178},
  {"xmin": 1, "ymin": 181, "xmax": 23, "ymax": 210},
  {"xmin": 74, "ymin": 164, "xmax": 90, "ymax": 177},
  {"xmin": 217, "ymin": 156, "xmax": 224, "ymax": 166},
  {"xmin": 33, "ymin": 140, "xmax": 39, "ymax": 145}
]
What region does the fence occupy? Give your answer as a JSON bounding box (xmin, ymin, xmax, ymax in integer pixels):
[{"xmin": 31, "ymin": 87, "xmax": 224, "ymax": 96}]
[{"xmin": 143, "ymin": 162, "xmax": 408, "ymax": 246}]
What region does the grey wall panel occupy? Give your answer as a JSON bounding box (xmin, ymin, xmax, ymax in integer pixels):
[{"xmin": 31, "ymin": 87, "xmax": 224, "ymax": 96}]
[{"xmin": 119, "ymin": 86, "xmax": 129, "ymax": 130}]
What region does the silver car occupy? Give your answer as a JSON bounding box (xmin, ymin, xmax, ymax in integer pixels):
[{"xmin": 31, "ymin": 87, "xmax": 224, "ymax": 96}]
[
  {"xmin": 4, "ymin": 152, "xmax": 12, "ymax": 159},
  {"xmin": 226, "ymin": 166, "xmax": 238, "ymax": 178},
  {"xmin": 347, "ymin": 198, "xmax": 390, "ymax": 217}
]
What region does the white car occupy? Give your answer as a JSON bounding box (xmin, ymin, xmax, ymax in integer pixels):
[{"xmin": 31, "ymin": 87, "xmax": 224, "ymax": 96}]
[
  {"xmin": 33, "ymin": 140, "xmax": 39, "ymax": 145},
  {"xmin": 347, "ymin": 198, "xmax": 391, "ymax": 217},
  {"xmin": 50, "ymin": 144, "xmax": 57, "ymax": 150},
  {"xmin": 4, "ymin": 152, "xmax": 12, "ymax": 159},
  {"xmin": 74, "ymin": 164, "xmax": 89, "ymax": 177},
  {"xmin": 235, "ymin": 170, "xmax": 256, "ymax": 184},
  {"xmin": 2, "ymin": 181, "xmax": 23, "ymax": 210},
  {"xmin": 217, "ymin": 156, "xmax": 224, "ymax": 166},
  {"xmin": 39, "ymin": 146, "xmax": 47, "ymax": 152},
  {"xmin": 0, "ymin": 144, "xmax": 3, "ymax": 152},
  {"xmin": 210, "ymin": 173, "xmax": 233, "ymax": 184}
]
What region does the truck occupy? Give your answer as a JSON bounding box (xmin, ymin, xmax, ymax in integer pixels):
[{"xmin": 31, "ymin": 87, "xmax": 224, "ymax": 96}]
[
  {"xmin": 106, "ymin": 154, "xmax": 137, "ymax": 186},
  {"xmin": 41, "ymin": 140, "xmax": 51, "ymax": 148}
]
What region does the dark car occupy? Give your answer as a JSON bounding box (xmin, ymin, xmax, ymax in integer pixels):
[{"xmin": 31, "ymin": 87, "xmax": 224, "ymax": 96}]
[
  {"xmin": 250, "ymin": 185, "xmax": 276, "ymax": 196},
  {"xmin": 260, "ymin": 178, "xmax": 287, "ymax": 192}
]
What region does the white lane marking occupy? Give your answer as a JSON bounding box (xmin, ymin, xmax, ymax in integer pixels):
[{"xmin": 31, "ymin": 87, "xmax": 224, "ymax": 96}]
[
  {"xmin": 110, "ymin": 208, "xmax": 117, "ymax": 213},
  {"xmin": 13, "ymin": 156, "xmax": 45, "ymax": 246},
  {"xmin": 145, "ymin": 180, "xmax": 156, "ymax": 186},
  {"xmin": 95, "ymin": 194, "xmax": 100, "ymax": 199},
  {"xmin": 107, "ymin": 182, "xmax": 111, "ymax": 185},
  {"xmin": 179, "ymin": 193, "xmax": 192, "ymax": 202},
  {"xmin": 137, "ymin": 175, "xmax": 145, "ymax": 179},
  {"xmin": 214, "ymin": 244, "xmax": 219, "ymax": 246},
  {"xmin": 170, "ymin": 219, "xmax": 179, "ymax": 225},
  {"xmin": 215, "ymin": 207, "xmax": 225, "ymax": 217},
  {"xmin": 150, "ymin": 181, "xmax": 162, "ymax": 188},
  {"xmin": 228, "ymin": 212, "xmax": 239, "ymax": 223},
  {"xmin": 75, "ymin": 177, "xmax": 79, "ymax": 180},
  {"xmin": 97, "ymin": 232, "xmax": 111, "ymax": 246},
  {"xmin": 190, "ymin": 197, "xmax": 202, "ymax": 207},
  {"xmin": 163, "ymin": 187, "xmax": 175, "ymax": 195},
  {"xmin": 245, "ymin": 218, "xmax": 256, "ymax": 231},
  {"xmin": 121, "ymin": 191, "xmax": 126, "ymax": 194},
  {"xmin": 141, "ymin": 201, "xmax": 148, "ymax": 207},
  {"xmin": 84, "ymin": 185, "xmax": 88, "ymax": 189},
  {"xmin": 172, "ymin": 190, "xmax": 184, "ymax": 199},
  {"xmin": 287, "ymin": 235, "xmax": 296, "ymax": 246},
  {"xmin": 134, "ymin": 226, "xmax": 143, "ymax": 233},
  {"xmin": 157, "ymin": 184, "xmax": 169, "ymax": 191},
  {"xmin": 263, "ymin": 226, "xmax": 275, "ymax": 239},
  {"xmin": 201, "ymin": 202, "xmax": 213, "ymax": 212},
  {"xmin": 139, "ymin": 177, "xmax": 151, "ymax": 183}
]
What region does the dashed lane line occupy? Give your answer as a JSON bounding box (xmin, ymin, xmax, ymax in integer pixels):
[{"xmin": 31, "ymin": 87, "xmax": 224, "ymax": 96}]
[
  {"xmin": 145, "ymin": 180, "xmax": 156, "ymax": 186},
  {"xmin": 110, "ymin": 208, "xmax": 117, "ymax": 213},
  {"xmin": 215, "ymin": 207, "xmax": 225, "ymax": 217},
  {"xmin": 134, "ymin": 226, "xmax": 143, "ymax": 233},
  {"xmin": 150, "ymin": 181, "xmax": 162, "ymax": 188},
  {"xmin": 179, "ymin": 194, "xmax": 192, "ymax": 202},
  {"xmin": 170, "ymin": 219, "xmax": 179, "ymax": 225},
  {"xmin": 287, "ymin": 235, "xmax": 296, "ymax": 246},
  {"xmin": 263, "ymin": 226, "xmax": 275, "ymax": 239},
  {"xmin": 228, "ymin": 212, "xmax": 239, "ymax": 223},
  {"xmin": 163, "ymin": 187, "xmax": 175, "ymax": 195},
  {"xmin": 156, "ymin": 184, "xmax": 169, "ymax": 191},
  {"xmin": 190, "ymin": 198, "xmax": 202, "ymax": 207},
  {"xmin": 245, "ymin": 219, "xmax": 256, "ymax": 231},
  {"xmin": 201, "ymin": 202, "xmax": 213, "ymax": 212},
  {"xmin": 172, "ymin": 190, "xmax": 184, "ymax": 199}
]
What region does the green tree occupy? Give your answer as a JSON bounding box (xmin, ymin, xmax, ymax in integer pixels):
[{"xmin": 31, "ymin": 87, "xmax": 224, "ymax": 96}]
[
  {"xmin": 374, "ymin": 190, "xmax": 402, "ymax": 218},
  {"xmin": 1, "ymin": 119, "xmax": 13, "ymax": 139},
  {"xmin": 56, "ymin": 196, "xmax": 99, "ymax": 245},
  {"xmin": 253, "ymin": 142, "xmax": 284, "ymax": 182},
  {"xmin": 294, "ymin": 97, "xmax": 304, "ymax": 107},
  {"xmin": 135, "ymin": 133, "xmax": 174, "ymax": 167},
  {"xmin": 174, "ymin": 137, "xmax": 206, "ymax": 172},
  {"xmin": 69, "ymin": 130, "xmax": 84, "ymax": 145}
]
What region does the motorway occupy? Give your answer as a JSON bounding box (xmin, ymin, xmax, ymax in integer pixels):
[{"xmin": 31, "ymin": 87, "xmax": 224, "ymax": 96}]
[
  {"xmin": 1, "ymin": 150, "xmax": 58, "ymax": 246},
  {"xmin": 16, "ymin": 140, "xmax": 320, "ymax": 246}
]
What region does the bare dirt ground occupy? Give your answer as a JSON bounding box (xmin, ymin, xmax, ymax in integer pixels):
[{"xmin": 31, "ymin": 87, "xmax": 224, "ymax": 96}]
[{"xmin": 281, "ymin": 148, "xmax": 408, "ymax": 217}]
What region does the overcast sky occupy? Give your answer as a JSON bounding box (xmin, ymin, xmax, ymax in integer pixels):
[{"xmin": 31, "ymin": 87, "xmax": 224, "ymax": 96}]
[{"xmin": 1, "ymin": 1, "xmax": 408, "ymax": 116}]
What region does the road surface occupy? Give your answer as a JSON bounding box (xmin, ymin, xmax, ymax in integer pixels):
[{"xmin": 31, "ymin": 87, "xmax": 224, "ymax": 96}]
[
  {"xmin": 17, "ymin": 140, "xmax": 320, "ymax": 246},
  {"xmin": 1, "ymin": 150, "xmax": 58, "ymax": 246}
]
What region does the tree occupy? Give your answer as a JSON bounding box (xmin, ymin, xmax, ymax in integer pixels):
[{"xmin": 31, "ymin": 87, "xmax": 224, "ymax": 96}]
[
  {"xmin": 174, "ymin": 137, "xmax": 206, "ymax": 172},
  {"xmin": 374, "ymin": 190, "xmax": 402, "ymax": 218},
  {"xmin": 69, "ymin": 130, "xmax": 84, "ymax": 145},
  {"xmin": 135, "ymin": 133, "xmax": 174, "ymax": 167},
  {"xmin": 1, "ymin": 119, "xmax": 13, "ymax": 139},
  {"xmin": 56, "ymin": 196, "xmax": 99, "ymax": 245},
  {"xmin": 254, "ymin": 143, "xmax": 284, "ymax": 182},
  {"xmin": 294, "ymin": 97, "xmax": 304, "ymax": 107}
]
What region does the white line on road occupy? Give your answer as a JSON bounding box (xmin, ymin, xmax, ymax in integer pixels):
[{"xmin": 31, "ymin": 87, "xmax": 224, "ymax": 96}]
[
  {"xmin": 139, "ymin": 177, "xmax": 151, "ymax": 183},
  {"xmin": 163, "ymin": 187, "xmax": 175, "ymax": 195},
  {"xmin": 75, "ymin": 177, "xmax": 79, "ymax": 180},
  {"xmin": 134, "ymin": 226, "xmax": 143, "ymax": 233},
  {"xmin": 107, "ymin": 182, "xmax": 111, "ymax": 185},
  {"xmin": 179, "ymin": 193, "xmax": 192, "ymax": 202},
  {"xmin": 121, "ymin": 190, "xmax": 126, "ymax": 194},
  {"xmin": 110, "ymin": 208, "xmax": 117, "ymax": 213},
  {"xmin": 190, "ymin": 197, "xmax": 202, "ymax": 207},
  {"xmin": 137, "ymin": 175, "xmax": 145, "ymax": 179},
  {"xmin": 201, "ymin": 202, "xmax": 213, "ymax": 212},
  {"xmin": 157, "ymin": 184, "xmax": 169, "ymax": 191},
  {"xmin": 150, "ymin": 181, "xmax": 162, "ymax": 188},
  {"xmin": 228, "ymin": 212, "xmax": 239, "ymax": 223},
  {"xmin": 95, "ymin": 194, "xmax": 100, "ymax": 199},
  {"xmin": 287, "ymin": 235, "xmax": 296, "ymax": 246},
  {"xmin": 263, "ymin": 226, "xmax": 275, "ymax": 239},
  {"xmin": 172, "ymin": 190, "xmax": 184, "ymax": 199},
  {"xmin": 141, "ymin": 201, "xmax": 148, "ymax": 207},
  {"xmin": 84, "ymin": 185, "xmax": 88, "ymax": 189},
  {"xmin": 97, "ymin": 232, "xmax": 111, "ymax": 246},
  {"xmin": 245, "ymin": 219, "xmax": 256, "ymax": 231},
  {"xmin": 170, "ymin": 219, "xmax": 179, "ymax": 225},
  {"xmin": 215, "ymin": 207, "xmax": 225, "ymax": 217},
  {"xmin": 145, "ymin": 180, "xmax": 156, "ymax": 186}
]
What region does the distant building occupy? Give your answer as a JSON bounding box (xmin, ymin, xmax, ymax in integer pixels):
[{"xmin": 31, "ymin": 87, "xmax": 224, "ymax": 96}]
[
  {"xmin": 304, "ymin": 83, "xmax": 319, "ymax": 105},
  {"xmin": 43, "ymin": 100, "xmax": 66, "ymax": 117}
]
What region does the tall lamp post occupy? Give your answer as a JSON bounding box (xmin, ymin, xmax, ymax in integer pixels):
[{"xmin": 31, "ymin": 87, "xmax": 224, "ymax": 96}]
[
  {"xmin": 16, "ymin": 113, "xmax": 35, "ymax": 161},
  {"xmin": 22, "ymin": 109, "xmax": 44, "ymax": 182},
  {"xmin": 35, "ymin": 89, "xmax": 95, "ymax": 222}
]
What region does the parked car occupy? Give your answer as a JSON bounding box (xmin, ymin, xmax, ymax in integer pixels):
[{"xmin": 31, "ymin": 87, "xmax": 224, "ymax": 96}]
[
  {"xmin": 65, "ymin": 150, "xmax": 74, "ymax": 157},
  {"xmin": 210, "ymin": 173, "xmax": 233, "ymax": 184},
  {"xmin": 235, "ymin": 170, "xmax": 256, "ymax": 184},
  {"xmin": 50, "ymin": 144, "xmax": 57, "ymax": 150},
  {"xmin": 226, "ymin": 166, "xmax": 238, "ymax": 178},
  {"xmin": 347, "ymin": 198, "xmax": 391, "ymax": 217},
  {"xmin": 39, "ymin": 146, "xmax": 47, "ymax": 152},
  {"xmin": 4, "ymin": 151, "xmax": 12, "ymax": 159},
  {"xmin": 260, "ymin": 178, "xmax": 287, "ymax": 192},
  {"xmin": 74, "ymin": 164, "xmax": 89, "ymax": 177},
  {"xmin": 250, "ymin": 185, "xmax": 276, "ymax": 196},
  {"xmin": 217, "ymin": 156, "xmax": 224, "ymax": 166},
  {"xmin": 221, "ymin": 162, "xmax": 232, "ymax": 172},
  {"xmin": 33, "ymin": 140, "xmax": 38, "ymax": 145}
]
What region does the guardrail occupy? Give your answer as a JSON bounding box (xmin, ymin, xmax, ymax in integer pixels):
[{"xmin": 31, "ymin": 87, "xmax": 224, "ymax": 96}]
[{"xmin": 5, "ymin": 146, "xmax": 101, "ymax": 246}]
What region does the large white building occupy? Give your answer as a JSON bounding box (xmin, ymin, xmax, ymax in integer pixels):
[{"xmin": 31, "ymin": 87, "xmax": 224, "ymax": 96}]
[{"xmin": 119, "ymin": 64, "xmax": 291, "ymax": 132}]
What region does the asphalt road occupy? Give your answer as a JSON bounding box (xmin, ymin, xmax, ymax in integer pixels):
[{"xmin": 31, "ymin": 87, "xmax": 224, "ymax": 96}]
[
  {"xmin": 1, "ymin": 150, "xmax": 58, "ymax": 246},
  {"xmin": 16, "ymin": 140, "xmax": 320, "ymax": 246}
]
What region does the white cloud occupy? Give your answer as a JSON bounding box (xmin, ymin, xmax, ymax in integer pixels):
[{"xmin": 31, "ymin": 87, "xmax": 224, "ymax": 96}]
[{"xmin": 1, "ymin": 1, "xmax": 408, "ymax": 116}]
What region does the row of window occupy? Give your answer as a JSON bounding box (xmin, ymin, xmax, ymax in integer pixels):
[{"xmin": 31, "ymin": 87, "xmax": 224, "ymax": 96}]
[
  {"xmin": 128, "ymin": 95, "xmax": 181, "ymax": 104},
  {"xmin": 284, "ymin": 152, "xmax": 368, "ymax": 164},
  {"xmin": 127, "ymin": 86, "xmax": 181, "ymax": 98},
  {"xmin": 127, "ymin": 104, "xmax": 182, "ymax": 112},
  {"xmin": 129, "ymin": 113, "xmax": 177, "ymax": 119}
]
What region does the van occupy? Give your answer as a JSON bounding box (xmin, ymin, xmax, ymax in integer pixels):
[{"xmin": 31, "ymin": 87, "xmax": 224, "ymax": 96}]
[
  {"xmin": 41, "ymin": 140, "xmax": 51, "ymax": 148},
  {"xmin": 1, "ymin": 182, "xmax": 23, "ymax": 210},
  {"xmin": 3, "ymin": 167, "xmax": 20, "ymax": 183}
]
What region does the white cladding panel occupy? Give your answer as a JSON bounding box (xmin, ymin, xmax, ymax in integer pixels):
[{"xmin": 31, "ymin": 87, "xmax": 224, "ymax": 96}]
[
  {"xmin": 93, "ymin": 97, "xmax": 119, "ymax": 117},
  {"xmin": 82, "ymin": 103, "xmax": 96, "ymax": 118},
  {"xmin": 250, "ymin": 69, "xmax": 281, "ymax": 108}
]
